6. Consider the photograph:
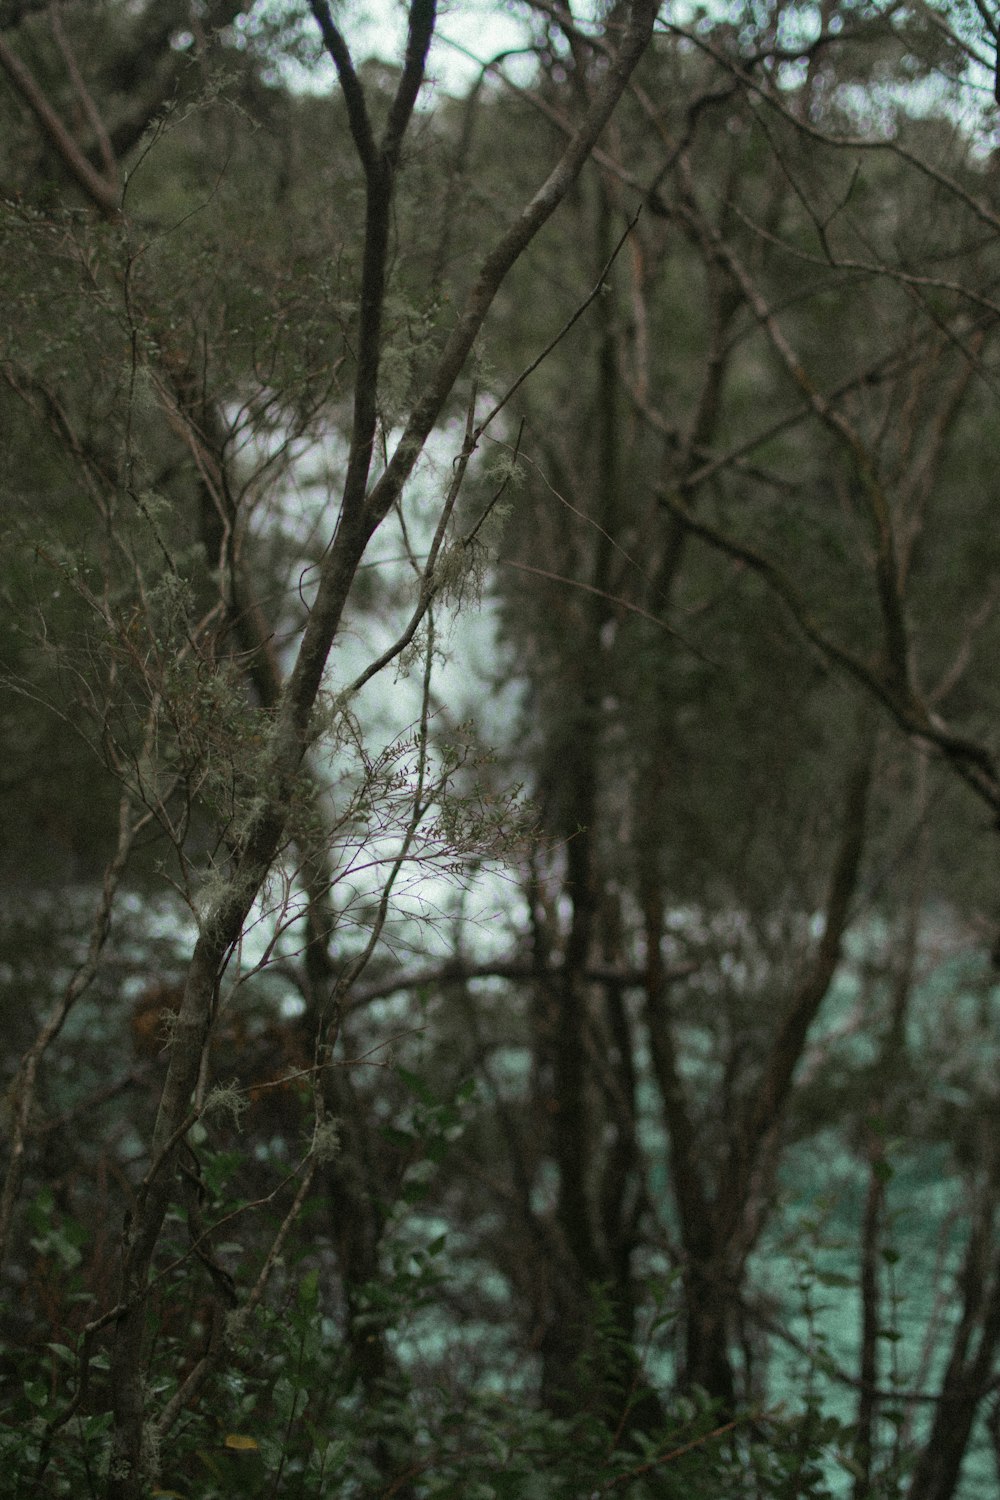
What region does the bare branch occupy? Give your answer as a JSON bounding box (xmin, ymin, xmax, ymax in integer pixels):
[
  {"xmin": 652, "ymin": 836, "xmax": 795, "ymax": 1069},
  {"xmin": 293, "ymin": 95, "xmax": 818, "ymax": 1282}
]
[
  {"xmin": 0, "ymin": 27, "xmax": 119, "ymax": 214},
  {"xmin": 0, "ymin": 789, "xmax": 145, "ymax": 1271},
  {"xmin": 658, "ymin": 489, "xmax": 1000, "ymax": 813}
]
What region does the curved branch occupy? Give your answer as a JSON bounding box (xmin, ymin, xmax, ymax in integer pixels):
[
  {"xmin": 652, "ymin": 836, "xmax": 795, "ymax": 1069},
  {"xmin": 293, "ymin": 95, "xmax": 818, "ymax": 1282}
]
[
  {"xmin": 362, "ymin": 0, "xmax": 661, "ymax": 534},
  {"xmin": 659, "ymin": 491, "xmax": 1000, "ymax": 814},
  {"xmin": 0, "ymin": 27, "xmax": 119, "ymax": 214},
  {"xmin": 308, "ymin": 0, "xmax": 377, "ymax": 172}
]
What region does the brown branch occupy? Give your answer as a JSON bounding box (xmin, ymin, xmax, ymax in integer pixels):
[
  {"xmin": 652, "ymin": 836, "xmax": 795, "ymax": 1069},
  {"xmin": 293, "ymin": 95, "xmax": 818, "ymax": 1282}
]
[
  {"xmin": 0, "ymin": 27, "xmax": 119, "ymax": 214},
  {"xmin": 668, "ymin": 20, "xmax": 1000, "ymax": 243},
  {"xmin": 104, "ymin": 8, "xmax": 658, "ymax": 1490},
  {"xmin": 49, "ymin": 1, "xmax": 116, "ymax": 179},
  {"xmin": 360, "ymin": 0, "xmax": 660, "ymax": 536},
  {"xmin": 908, "ymin": 1200, "xmax": 1000, "ymax": 1500},
  {"xmin": 853, "ymin": 1135, "xmax": 887, "ymax": 1499},
  {"xmin": 474, "ymin": 208, "xmax": 642, "ymax": 440},
  {"xmin": 596, "ymin": 1415, "xmax": 747, "ymax": 1492},
  {"xmin": 719, "ymin": 728, "xmax": 874, "ymax": 1245},
  {"xmin": 641, "ymin": 886, "xmax": 714, "ymax": 1266},
  {"xmin": 640, "ymin": 337, "xmax": 925, "ymax": 504},
  {"xmin": 0, "ymin": 790, "xmax": 144, "ymax": 1273},
  {"xmin": 502, "ymin": 558, "xmax": 700, "ymax": 644},
  {"xmin": 155, "ymin": 1149, "xmax": 321, "ymax": 1439},
  {"xmin": 658, "ymin": 490, "xmax": 1000, "ymax": 815},
  {"xmin": 689, "ymin": 211, "xmax": 914, "ymax": 700},
  {"xmin": 308, "ymin": 0, "xmax": 377, "ymax": 172},
  {"xmin": 309, "ymin": 0, "xmax": 435, "ymax": 541},
  {"xmin": 349, "ymin": 955, "xmax": 697, "ymax": 1008}
]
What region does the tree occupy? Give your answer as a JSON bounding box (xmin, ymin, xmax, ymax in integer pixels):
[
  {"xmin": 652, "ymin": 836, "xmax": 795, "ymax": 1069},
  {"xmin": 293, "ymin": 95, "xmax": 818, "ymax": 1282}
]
[
  {"xmin": 5, "ymin": 4, "xmax": 1000, "ymax": 1499},
  {"xmin": 377, "ymin": 1, "xmax": 1000, "ymax": 1490},
  {"xmin": 0, "ymin": 2, "xmax": 659, "ymax": 1494}
]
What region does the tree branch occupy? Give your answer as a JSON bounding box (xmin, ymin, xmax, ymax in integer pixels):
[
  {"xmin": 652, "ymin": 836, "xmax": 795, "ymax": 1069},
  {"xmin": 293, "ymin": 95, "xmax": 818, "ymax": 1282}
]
[
  {"xmin": 0, "ymin": 25, "xmax": 119, "ymax": 214},
  {"xmin": 658, "ymin": 490, "xmax": 1000, "ymax": 815}
]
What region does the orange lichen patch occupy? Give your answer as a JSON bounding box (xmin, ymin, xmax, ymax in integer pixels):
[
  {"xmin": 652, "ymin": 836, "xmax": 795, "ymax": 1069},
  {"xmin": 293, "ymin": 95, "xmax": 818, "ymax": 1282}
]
[{"xmin": 130, "ymin": 982, "xmax": 183, "ymax": 1057}]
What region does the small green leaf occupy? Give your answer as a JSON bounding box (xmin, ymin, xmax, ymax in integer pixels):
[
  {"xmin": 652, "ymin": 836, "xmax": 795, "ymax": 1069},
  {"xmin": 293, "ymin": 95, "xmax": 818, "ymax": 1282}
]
[
  {"xmin": 396, "ymin": 1066, "xmax": 436, "ymax": 1105},
  {"xmin": 815, "ymin": 1270, "xmax": 853, "ymax": 1289}
]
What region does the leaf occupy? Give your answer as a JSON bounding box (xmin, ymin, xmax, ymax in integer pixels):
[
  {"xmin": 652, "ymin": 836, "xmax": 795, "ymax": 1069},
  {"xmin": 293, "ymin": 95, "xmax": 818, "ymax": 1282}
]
[
  {"xmin": 297, "ymin": 1267, "xmax": 320, "ymax": 1310},
  {"xmin": 224, "ymin": 1433, "xmax": 260, "ymax": 1451},
  {"xmin": 834, "ymin": 1452, "xmax": 866, "ymax": 1479},
  {"xmin": 396, "ymin": 1065, "xmax": 437, "ymax": 1105},
  {"xmin": 272, "ymin": 1373, "xmax": 300, "ymax": 1421},
  {"xmin": 814, "ymin": 1270, "xmax": 854, "ymax": 1288}
]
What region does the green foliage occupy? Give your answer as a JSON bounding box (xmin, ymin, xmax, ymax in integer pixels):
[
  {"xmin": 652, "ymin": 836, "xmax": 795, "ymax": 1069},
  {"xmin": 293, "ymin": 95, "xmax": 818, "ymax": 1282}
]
[
  {"xmin": 0, "ymin": 1229, "xmax": 867, "ymax": 1500},
  {"xmin": 3, "ymin": 5, "xmax": 1000, "ymax": 1500}
]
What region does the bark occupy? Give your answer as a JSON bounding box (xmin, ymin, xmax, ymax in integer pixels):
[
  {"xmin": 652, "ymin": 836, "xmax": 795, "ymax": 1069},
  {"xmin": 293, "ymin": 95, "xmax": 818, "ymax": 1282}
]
[
  {"xmin": 541, "ymin": 214, "xmax": 619, "ymax": 1401},
  {"xmin": 907, "ymin": 1209, "xmax": 1000, "ymax": 1500},
  {"xmin": 539, "ymin": 178, "xmax": 669, "ymax": 1431},
  {"xmin": 0, "ymin": 26, "xmax": 119, "ymax": 213},
  {"xmin": 0, "ymin": 794, "xmax": 139, "ymax": 1274},
  {"xmin": 717, "ymin": 731, "xmax": 873, "ymax": 1253},
  {"xmin": 643, "ymin": 882, "xmax": 736, "ymax": 1406},
  {"xmin": 853, "ymin": 1142, "xmax": 886, "ymax": 1500},
  {"xmin": 640, "ymin": 726, "xmax": 873, "ymax": 1409}
]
